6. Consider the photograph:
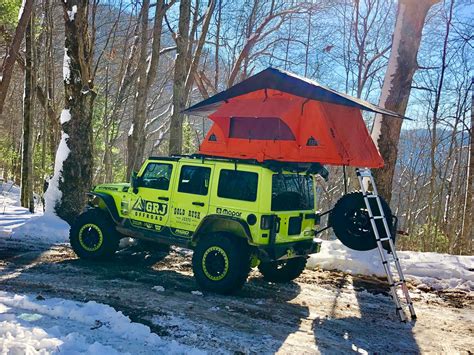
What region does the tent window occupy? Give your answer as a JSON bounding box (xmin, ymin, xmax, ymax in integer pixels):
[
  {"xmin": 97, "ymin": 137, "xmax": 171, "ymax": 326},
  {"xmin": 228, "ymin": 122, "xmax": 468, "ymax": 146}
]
[{"xmin": 229, "ymin": 117, "xmax": 295, "ymax": 141}]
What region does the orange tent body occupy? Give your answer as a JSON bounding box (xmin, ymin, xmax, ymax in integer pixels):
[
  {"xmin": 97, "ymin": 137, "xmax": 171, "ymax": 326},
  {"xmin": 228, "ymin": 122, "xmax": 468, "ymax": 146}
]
[{"xmin": 198, "ymin": 89, "xmax": 384, "ymax": 168}]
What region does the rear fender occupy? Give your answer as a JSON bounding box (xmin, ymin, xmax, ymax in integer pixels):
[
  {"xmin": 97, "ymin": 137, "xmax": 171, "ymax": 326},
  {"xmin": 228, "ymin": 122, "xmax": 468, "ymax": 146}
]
[
  {"xmin": 87, "ymin": 192, "xmax": 121, "ymax": 224},
  {"xmin": 192, "ymin": 215, "xmax": 253, "ymax": 247}
]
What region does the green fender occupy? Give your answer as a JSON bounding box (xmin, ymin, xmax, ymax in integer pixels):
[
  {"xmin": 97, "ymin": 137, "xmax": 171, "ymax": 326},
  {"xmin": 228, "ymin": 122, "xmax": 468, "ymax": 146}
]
[
  {"xmin": 87, "ymin": 192, "xmax": 122, "ymax": 224},
  {"xmin": 192, "ymin": 214, "xmax": 254, "ymax": 246}
]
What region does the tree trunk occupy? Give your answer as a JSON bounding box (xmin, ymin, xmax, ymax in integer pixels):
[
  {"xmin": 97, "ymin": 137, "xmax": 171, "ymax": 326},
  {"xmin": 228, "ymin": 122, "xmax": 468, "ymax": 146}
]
[
  {"xmin": 371, "ymin": 0, "xmax": 439, "ymax": 202},
  {"xmin": 460, "ymin": 78, "xmax": 473, "ymax": 254},
  {"xmin": 126, "ymin": 0, "xmax": 166, "ymax": 178},
  {"xmin": 126, "ymin": 0, "xmax": 150, "ymax": 178},
  {"xmin": 0, "ymin": 0, "xmax": 35, "ymax": 115},
  {"xmin": 20, "ymin": 17, "xmax": 35, "ymax": 213},
  {"xmin": 45, "ymin": 0, "xmax": 96, "ymax": 224},
  {"xmin": 168, "ymin": 0, "xmax": 191, "ymax": 155}
]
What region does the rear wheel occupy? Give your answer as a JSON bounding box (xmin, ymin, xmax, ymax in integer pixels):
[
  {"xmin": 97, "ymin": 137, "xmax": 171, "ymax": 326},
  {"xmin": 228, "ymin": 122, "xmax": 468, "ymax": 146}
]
[
  {"xmin": 70, "ymin": 209, "xmax": 120, "ymax": 259},
  {"xmin": 258, "ymin": 257, "xmax": 307, "ymax": 283},
  {"xmin": 192, "ymin": 234, "xmax": 250, "ymax": 294},
  {"xmin": 328, "ymin": 192, "xmax": 395, "ymax": 251}
]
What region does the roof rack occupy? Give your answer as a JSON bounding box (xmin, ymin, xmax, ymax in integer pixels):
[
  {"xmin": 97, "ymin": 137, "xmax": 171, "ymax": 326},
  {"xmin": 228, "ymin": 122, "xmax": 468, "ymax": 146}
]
[{"xmin": 147, "ymin": 154, "xmax": 328, "ymax": 179}]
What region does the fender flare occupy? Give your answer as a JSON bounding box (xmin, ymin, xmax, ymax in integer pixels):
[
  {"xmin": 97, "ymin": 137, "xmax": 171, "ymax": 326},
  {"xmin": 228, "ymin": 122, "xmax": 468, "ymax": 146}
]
[
  {"xmin": 87, "ymin": 192, "xmax": 121, "ymax": 224},
  {"xmin": 192, "ymin": 214, "xmax": 254, "ymax": 246}
]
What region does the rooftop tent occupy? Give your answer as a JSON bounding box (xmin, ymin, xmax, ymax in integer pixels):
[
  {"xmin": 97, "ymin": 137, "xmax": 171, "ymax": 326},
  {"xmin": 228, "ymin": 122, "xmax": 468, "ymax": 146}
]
[{"xmin": 184, "ymin": 68, "xmax": 406, "ymax": 168}]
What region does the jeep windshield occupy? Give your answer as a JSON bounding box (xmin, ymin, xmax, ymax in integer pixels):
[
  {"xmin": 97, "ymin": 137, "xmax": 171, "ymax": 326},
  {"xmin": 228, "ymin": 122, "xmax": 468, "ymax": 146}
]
[{"xmin": 271, "ymin": 173, "xmax": 314, "ymax": 211}]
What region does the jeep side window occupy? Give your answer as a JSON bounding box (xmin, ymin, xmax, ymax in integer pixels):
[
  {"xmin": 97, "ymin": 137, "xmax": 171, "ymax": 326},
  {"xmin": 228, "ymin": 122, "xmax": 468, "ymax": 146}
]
[
  {"xmin": 217, "ymin": 169, "xmax": 258, "ymax": 202},
  {"xmin": 177, "ymin": 165, "xmax": 211, "ymax": 195},
  {"xmin": 141, "ymin": 163, "xmax": 172, "ymax": 190}
]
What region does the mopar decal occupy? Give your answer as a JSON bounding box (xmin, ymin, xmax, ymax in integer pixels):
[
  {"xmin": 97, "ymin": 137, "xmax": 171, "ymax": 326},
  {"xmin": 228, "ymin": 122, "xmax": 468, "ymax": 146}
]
[
  {"xmin": 132, "ymin": 197, "xmax": 167, "ymax": 216},
  {"xmin": 216, "ymin": 207, "xmax": 242, "ymax": 218}
]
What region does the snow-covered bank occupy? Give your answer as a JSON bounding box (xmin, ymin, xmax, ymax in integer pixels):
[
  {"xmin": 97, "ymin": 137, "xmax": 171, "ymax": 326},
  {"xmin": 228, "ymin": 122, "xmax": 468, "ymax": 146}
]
[
  {"xmin": 308, "ymin": 239, "xmax": 474, "ymax": 291},
  {"xmin": 0, "ymin": 291, "xmax": 203, "ymax": 354},
  {"xmin": 0, "ymin": 181, "xmax": 69, "ymax": 244}
]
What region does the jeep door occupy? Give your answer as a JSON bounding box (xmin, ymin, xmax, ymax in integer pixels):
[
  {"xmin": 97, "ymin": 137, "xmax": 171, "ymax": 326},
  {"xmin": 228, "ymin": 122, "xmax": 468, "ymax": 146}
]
[
  {"xmin": 129, "ymin": 161, "xmax": 176, "ymax": 232},
  {"xmin": 169, "ymin": 162, "xmax": 213, "ymax": 236}
]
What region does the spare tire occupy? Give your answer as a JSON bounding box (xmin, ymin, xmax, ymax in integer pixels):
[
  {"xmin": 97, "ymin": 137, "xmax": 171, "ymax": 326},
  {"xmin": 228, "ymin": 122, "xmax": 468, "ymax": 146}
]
[{"xmin": 328, "ymin": 192, "xmax": 395, "ymax": 251}]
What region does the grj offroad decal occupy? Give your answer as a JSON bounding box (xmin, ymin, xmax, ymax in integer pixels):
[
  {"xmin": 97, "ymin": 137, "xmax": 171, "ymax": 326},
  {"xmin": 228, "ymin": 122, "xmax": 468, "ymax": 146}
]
[{"xmin": 132, "ymin": 197, "xmax": 167, "ymax": 216}]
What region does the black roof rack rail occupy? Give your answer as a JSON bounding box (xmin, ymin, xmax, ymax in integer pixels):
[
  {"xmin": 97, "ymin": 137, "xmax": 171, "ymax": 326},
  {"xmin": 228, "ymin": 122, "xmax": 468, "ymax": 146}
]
[{"xmin": 147, "ymin": 154, "xmax": 328, "ymax": 178}]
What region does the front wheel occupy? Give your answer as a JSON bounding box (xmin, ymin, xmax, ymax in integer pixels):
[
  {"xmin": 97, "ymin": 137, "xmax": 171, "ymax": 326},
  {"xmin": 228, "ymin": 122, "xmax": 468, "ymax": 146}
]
[
  {"xmin": 69, "ymin": 209, "xmax": 120, "ymax": 260},
  {"xmin": 192, "ymin": 234, "xmax": 250, "ymax": 294},
  {"xmin": 258, "ymin": 257, "xmax": 307, "ymax": 283}
]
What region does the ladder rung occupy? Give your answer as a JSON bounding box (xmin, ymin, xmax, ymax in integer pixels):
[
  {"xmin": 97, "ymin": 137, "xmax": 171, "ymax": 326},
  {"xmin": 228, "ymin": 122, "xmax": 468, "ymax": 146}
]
[
  {"xmin": 378, "ymin": 237, "xmax": 391, "ymax": 242},
  {"xmin": 370, "ymin": 216, "xmax": 385, "ymax": 220},
  {"xmin": 356, "ymin": 170, "xmax": 373, "ymax": 177},
  {"xmin": 390, "ymin": 281, "xmax": 405, "ymax": 287},
  {"xmin": 364, "ymin": 194, "xmax": 378, "ymax": 198}
]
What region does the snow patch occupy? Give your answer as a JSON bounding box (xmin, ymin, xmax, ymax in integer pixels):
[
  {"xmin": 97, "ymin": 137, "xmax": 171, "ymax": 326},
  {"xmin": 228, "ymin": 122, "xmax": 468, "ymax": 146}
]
[
  {"xmin": 153, "ymin": 286, "xmax": 165, "ymax": 292},
  {"xmin": 308, "ymin": 239, "xmax": 474, "ymax": 291},
  {"xmin": 44, "ymin": 131, "xmax": 70, "ymax": 216},
  {"xmin": 0, "ymin": 181, "xmax": 69, "ymax": 243},
  {"xmin": 12, "ymin": 213, "xmax": 70, "ymax": 243},
  {"xmin": 63, "ymin": 48, "xmax": 71, "ymax": 83},
  {"xmin": 67, "ymin": 4, "xmax": 77, "ymax": 21},
  {"xmin": 17, "ymin": 0, "xmax": 26, "ymax": 20},
  {"xmin": 0, "ymin": 291, "xmax": 203, "ymax": 354},
  {"xmin": 60, "ymin": 109, "xmax": 71, "ymax": 124}
]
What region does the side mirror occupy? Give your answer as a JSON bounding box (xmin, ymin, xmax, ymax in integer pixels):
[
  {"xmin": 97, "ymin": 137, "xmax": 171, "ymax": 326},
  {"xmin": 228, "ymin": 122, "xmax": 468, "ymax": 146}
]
[{"xmin": 131, "ymin": 171, "xmax": 140, "ymax": 194}]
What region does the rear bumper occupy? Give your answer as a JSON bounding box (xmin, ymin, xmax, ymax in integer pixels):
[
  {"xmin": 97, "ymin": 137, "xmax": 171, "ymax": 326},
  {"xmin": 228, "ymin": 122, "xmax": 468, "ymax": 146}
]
[{"xmin": 257, "ymin": 238, "xmax": 322, "ymax": 262}]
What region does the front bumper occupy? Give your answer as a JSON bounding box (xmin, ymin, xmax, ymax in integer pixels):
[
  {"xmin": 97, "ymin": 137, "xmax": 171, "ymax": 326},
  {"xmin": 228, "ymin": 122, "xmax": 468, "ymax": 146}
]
[{"xmin": 257, "ymin": 237, "xmax": 322, "ymax": 262}]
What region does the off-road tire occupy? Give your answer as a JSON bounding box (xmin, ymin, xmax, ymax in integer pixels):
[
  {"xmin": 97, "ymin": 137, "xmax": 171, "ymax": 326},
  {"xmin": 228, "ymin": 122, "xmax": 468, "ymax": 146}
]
[
  {"xmin": 258, "ymin": 257, "xmax": 307, "ymax": 283},
  {"xmin": 328, "ymin": 191, "xmax": 395, "ymax": 251},
  {"xmin": 192, "ymin": 233, "xmax": 250, "ymax": 294},
  {"xmin": 70, "ymin": 209, "xmax": 120, "ymax": 260}
]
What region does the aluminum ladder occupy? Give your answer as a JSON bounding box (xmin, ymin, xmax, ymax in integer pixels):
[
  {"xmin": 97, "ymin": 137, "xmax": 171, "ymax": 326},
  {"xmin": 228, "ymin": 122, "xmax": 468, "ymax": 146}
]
[{"xmin": 356, "ymin": 168, "xmax": 416, "ymax": 322}]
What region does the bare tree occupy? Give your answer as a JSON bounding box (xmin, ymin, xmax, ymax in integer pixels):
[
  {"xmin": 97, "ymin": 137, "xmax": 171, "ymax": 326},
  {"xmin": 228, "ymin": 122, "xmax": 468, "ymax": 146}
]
[
  {"xmin": 460, "ymin": 78, "xmax": 473, "ymax": 254},
  {"xmin": 0, "ymin": 0, "xmax": 35, "ymax": 115},
  {"xmin": 169, "ymin": 0, "xmax": 215, "ymax": 155},
  {"xmin": 371, "ymin": 0, "xmax": 440, "ymax": 202},
  {"xmin": 127, "ymin": 0, "xmax": 169, "ymax": 177},
  {"xmin": 20, "ymin": 15, "xmax": 35, "ymax": 213}
]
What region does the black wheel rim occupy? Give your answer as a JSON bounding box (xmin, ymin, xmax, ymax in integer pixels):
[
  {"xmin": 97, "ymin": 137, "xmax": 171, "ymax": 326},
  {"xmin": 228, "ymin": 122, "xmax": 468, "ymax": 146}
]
[
  {"xmin": 345, "ymin": 208, "xmax": 371, "ymax": 238},
  {"xmin": 202, "ymin": 246, "xmax": 229, "ymax": 281}
]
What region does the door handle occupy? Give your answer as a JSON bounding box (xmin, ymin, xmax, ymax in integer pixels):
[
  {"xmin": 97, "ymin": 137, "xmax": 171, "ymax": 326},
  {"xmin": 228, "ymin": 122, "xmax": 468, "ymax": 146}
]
[
  {"xmin": 192, "ymin": 202, "xmax": 205, "ymax": 207},
  {"xmin": 158, "ymin": 196, "xmax": 169, "ymax": 201}
]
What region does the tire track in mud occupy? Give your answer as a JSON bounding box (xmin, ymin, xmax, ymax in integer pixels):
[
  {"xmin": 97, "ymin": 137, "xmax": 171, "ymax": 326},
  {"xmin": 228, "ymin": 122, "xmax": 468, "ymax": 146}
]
[{"xmin": 0, "ymin": 241, "xmax": 472, "ymax": 354}]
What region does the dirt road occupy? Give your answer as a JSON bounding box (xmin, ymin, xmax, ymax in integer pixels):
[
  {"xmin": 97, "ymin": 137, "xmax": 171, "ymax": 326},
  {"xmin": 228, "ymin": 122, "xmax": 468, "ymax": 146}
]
[{"xmin": 0, "ymin": 239, "xmax": 472, "ymax": 354}]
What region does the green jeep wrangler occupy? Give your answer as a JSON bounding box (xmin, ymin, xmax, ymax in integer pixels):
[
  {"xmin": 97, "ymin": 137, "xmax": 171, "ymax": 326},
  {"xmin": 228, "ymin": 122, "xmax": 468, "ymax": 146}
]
[{"xmin": 70, "ymin": 155, "xmax": 327, "ymax": 294}]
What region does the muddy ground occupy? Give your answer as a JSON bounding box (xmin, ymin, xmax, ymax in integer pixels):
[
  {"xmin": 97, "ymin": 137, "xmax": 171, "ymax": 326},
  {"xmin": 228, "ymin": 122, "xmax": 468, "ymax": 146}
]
[{"xmin": 0, "ymin": 239, "xmax": 472, "ymax": 354}]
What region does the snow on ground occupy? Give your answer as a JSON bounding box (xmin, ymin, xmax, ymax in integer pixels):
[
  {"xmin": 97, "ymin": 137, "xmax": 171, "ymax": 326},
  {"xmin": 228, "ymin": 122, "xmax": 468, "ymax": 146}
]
[
  {"xmin": 0, "ymin": 181, "xmax": 69, "ymax": 244},
  {"xmin": 0, "ymin": 291, "xmax": 203, "ymax": 354},
  {"xmin": 308, "ymin": 239, "xmax": 474, "ymax": 292}
]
